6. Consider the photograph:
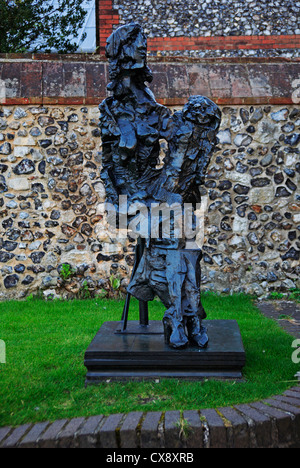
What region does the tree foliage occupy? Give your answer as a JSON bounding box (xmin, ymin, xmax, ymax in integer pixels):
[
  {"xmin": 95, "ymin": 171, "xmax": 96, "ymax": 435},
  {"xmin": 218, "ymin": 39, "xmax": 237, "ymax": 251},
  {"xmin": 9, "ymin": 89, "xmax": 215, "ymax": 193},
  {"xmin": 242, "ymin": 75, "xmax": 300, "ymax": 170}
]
[{"xmin": 0, "ymin": 0, "xmax": 91, "ymax": 53}]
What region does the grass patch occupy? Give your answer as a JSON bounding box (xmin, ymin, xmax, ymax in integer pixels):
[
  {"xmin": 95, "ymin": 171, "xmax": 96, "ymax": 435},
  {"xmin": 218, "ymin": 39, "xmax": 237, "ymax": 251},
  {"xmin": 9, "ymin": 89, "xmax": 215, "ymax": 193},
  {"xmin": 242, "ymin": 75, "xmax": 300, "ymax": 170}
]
[{"xmin": 0, "ymin": 294, "xmax": 298, "ymax": 427}]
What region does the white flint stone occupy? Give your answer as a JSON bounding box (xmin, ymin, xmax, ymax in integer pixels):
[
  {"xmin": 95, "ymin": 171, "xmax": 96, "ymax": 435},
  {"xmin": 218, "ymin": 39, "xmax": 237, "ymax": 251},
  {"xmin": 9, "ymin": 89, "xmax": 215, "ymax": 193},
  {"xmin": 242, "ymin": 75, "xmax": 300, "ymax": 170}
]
[
  {"xmin": 31, "ymin": 149, "xmax": 44, "ymax": 162},
  {"xmin": 293, "ymin": 214, "xmax": 300, "ymax": 223},
  {"xmin": 8, "ymin": 178, "xmax": 30, "ymax": 191},
  {"xmin": 28, "ymin": 241, "xmax": 42, "ymax": 251},
  {"xmin": 233, "ymin": 217, "xmax": 248, "ymax": 233},
  {"xmin": 234, "ymin": 134, "xmax": 253, "ymax": 147},
  {"xmin": 6, "ymin": 200, "xmax": 18, "ymax": 209},
  {"xmin": 217, "ymin": 129, "xmax": 231, "ymax": 145},
  {"xmin": 13, "ymin": 136, "xmax": 35, "ymax": 146},
  {"xmin": 14, "ymin": 147, "xmax": 31, "ymax": 158},
  {"xmin": 271, "ymin": 108, "xmax": 289, "ymax": 121},
  {"xmin": 248, "ymin": 186, "xmax": 275, "ymax": 204}
]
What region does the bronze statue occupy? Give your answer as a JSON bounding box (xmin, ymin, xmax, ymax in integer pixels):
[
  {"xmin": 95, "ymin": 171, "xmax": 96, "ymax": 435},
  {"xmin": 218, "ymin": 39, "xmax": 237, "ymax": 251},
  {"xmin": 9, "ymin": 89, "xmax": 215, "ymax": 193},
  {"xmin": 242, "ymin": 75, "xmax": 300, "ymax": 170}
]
[{"xmin": 99, "ymin": 23, "xmax": 221, "ymax": 349}]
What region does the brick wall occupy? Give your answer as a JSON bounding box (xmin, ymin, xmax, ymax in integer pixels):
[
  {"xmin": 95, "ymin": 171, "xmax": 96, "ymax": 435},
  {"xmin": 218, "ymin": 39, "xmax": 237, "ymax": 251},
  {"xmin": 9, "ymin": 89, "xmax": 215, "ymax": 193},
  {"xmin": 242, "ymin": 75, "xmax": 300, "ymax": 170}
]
[{"xmin": 98, "ymin": 0, "xmax": 119, "ymax": 54}]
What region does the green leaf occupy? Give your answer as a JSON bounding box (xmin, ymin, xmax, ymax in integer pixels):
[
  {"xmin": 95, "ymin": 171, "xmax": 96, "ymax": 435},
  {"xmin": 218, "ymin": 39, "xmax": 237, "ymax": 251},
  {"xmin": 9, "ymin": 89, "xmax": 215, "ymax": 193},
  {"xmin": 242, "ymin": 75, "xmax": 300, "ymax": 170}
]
[{"xmin": 0, "ymin": 0, "xmax": 90, "ymax": 53}]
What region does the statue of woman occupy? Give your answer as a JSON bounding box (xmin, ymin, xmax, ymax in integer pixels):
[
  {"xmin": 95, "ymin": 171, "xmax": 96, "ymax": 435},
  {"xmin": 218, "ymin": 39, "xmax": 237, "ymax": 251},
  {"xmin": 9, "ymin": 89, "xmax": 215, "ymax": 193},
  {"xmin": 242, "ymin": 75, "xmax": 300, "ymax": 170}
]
[
  {"xmin": 99, "ymin": 23, "xmax": 172, "ymax": 209},
  {"xmin": 127, "ymin": 96, "xmax": 221, "ymax": 349},
  {"xmin": 99, "ymin": 23, "xmax": 221, "ymax": 349}
]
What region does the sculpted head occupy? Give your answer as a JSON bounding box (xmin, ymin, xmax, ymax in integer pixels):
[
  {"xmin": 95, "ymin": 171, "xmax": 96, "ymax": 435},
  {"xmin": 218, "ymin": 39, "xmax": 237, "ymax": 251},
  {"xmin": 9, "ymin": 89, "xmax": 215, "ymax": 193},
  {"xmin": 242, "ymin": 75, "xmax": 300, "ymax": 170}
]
[
  {"xmin": 182, "ymin": 95, "xmax": 221, "ymax": 130},
  {"xmin": 106, "ymin": 23, "xmax": 153, "ymax": 84}
]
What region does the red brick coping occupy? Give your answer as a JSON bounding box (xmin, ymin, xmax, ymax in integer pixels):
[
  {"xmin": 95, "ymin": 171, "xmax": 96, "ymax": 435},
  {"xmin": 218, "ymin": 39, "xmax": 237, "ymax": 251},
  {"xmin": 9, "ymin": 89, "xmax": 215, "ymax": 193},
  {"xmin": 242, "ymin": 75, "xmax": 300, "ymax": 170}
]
[
  {"xmin": 0, "ymin": 57, "xmax": 299, "ymax": 106},
  {"xmin": 147, "ymin": 35, "xmax": 300, "ymax": 54},
  {"xmin": 1, "ymin": 384, "xmax": 299, "ymax": 448}
]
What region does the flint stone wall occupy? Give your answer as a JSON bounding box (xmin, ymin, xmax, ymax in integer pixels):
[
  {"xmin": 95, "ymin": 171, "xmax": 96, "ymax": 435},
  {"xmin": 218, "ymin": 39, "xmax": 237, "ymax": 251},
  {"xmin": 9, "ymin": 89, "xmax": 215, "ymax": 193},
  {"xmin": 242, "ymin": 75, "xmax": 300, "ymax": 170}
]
[
  {"xmin": 115, "ymin": 0, "xmax": 300, "ymax": 38},
  {"xmin": 0, "ymin": 103, "xmax": 299, "ymax": 299},
  {"xmin": 0, "ymin": 57, "xmax": 299, "ymax": 299},
  {"xmin": 113, "ymin": 0, "xmax": 300, "ymax": 58}
]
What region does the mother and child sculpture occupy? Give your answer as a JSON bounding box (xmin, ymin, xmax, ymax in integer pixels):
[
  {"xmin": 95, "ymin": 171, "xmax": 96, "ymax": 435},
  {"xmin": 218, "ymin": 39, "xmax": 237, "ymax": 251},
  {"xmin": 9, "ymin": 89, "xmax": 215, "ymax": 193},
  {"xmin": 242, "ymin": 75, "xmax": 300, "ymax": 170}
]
[{"xmin": 99, "ymin": 23, "xmax": 221, "ymax": 350}]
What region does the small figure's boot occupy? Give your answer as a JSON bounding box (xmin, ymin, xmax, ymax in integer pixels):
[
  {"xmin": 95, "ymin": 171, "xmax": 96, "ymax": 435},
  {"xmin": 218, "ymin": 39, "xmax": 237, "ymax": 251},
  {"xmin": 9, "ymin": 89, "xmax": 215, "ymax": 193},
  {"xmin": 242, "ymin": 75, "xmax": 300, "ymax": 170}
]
[
  {"xmin": 186, "ymin": 316, "xmax": 209, "ymax": 349},
  {"xmin": 163, "ymin": 316, "xmax": 189, "ymax": 349}
]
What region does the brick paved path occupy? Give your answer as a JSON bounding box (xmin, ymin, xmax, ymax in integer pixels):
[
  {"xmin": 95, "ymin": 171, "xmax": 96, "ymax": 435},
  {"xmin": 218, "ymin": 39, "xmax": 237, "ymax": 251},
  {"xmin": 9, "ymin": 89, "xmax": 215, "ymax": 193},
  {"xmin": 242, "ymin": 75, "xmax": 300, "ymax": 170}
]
[{"xmin": 257, "ymin": 301, "xmax": 300, "ymax": 338}]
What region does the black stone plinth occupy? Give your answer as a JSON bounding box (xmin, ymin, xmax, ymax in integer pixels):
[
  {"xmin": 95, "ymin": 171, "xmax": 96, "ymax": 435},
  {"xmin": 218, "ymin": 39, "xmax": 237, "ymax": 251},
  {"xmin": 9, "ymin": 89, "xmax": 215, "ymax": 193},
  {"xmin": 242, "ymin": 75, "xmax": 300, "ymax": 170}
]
[{"xmin": 84, "ymin": 320, "xmax": 246, "ymax": 384}]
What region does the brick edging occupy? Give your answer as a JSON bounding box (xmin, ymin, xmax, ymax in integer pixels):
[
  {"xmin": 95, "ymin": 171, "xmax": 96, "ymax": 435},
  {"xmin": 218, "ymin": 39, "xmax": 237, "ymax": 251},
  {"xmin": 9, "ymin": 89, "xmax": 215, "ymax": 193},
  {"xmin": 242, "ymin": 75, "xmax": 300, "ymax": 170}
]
[
  {"xmin": 147, "ymin": 34, "xmax": 300, "ymax": 53},
  {"xmin": 1, "ymin": 384, "xmax": 299, "ymax": 448}
]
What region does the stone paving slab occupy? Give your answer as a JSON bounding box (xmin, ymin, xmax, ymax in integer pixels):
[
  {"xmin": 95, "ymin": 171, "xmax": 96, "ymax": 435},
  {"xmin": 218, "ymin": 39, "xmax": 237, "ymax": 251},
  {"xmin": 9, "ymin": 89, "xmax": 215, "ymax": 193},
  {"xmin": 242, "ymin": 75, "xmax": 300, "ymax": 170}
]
[{"xmin": 257, "ymin": 301, "xmax": 300, "ymax": 338}]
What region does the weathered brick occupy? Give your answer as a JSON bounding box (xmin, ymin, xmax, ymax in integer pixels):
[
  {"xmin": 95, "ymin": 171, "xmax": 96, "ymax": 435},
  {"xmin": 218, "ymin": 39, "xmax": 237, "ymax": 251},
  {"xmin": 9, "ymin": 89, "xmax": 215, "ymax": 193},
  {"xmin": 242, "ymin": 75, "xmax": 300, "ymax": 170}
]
[
  {"xmin": 182, "ymin": 410, "xmax": 203, "ymax": 448},
  {"xmin": 284, "ymin": 389, "xmax": 300, "ymax": 400},
  {"xmin": 56, "ymin": 417, "xmax": 86, "ymax": 448},
  {"xmin": 265, "ymin": 398, "xmax": 300, "ymax": 444},
  {"xmin": 1, "ymin": 424, "xmax": 32, "ymax": 448},
  {"xmin": 42, "ymin": 62, "xmax": 64, "ymax": 98},
  {"xmin": 21, "ymin": 62, "xmax": 43, "ymax": 99},
  {"xmin": 150, "ymin": 64, "xmax": 169, "ymax": 99},
  {"xmin": 218, "ymin": 407, "xmax": 250, "ymax": 448},
  {"xmin": 0, "ymin": 427, "xmax": 12, "ymax": 446},
  {"xmin": 1, "ymin": 62, "xmax": 21, "ymax": 99},
  {"xmin": 235, "ymin": 404, "xmax": 273, "ymax": 448},
  {"xmin": 275, "ymin": 394, "xmax": 300, "ymax": 407},
  {"xmin": 99, "ymin": 414, "xmax": 123, "ymax": 448},
  {"xmin": 187, "ymin": 64, "xmax": 211, "ymax": 97},
  {"xmin": 164, "ymin": 411, "xmax": 183, "ymax": 449},
  {"xmin": 38, "ymin": 419, "xmax": 68, "ymax": 448},
  {"xmin": 86, "ymin": 63, "xmax": 107, "ymax": 99},
  {"xmin": 76, "ymin": 415, "xmax": 104, "ymax": 448},
  {"xmin": 166, "ymin": 64, "xmax": 189, "ymax": 99},
  {"xmin": 63, "ymin": 63, "xmax": 86, "ymax": 98},
  {"xmin": 250, "ymin": 402, "xmax": 293, "ymax": 447},
  {"xmin": 19, "ymin": 422, "xmax": 49, "ymax": 448},
  {"xmin": 265, "ymin": 398, "xmax": 300, "ymax": 417},
  {"xmin": 140, "ymin": 412, "xmax": 162, "ymax": 448},
  {"xmin": 200, "ymin": 409, "xmax": 227, "ymax": 448},
  {"xmin": 119, "ymin": 412, "xmax": 143, "ymax": 448},
  {"xmin": 289, "ymin": 385, "xmax": 300, "ymax": 393},
  {"xmin": 229, "ymin": 64, "xmax": 253, "ymax": 98}
]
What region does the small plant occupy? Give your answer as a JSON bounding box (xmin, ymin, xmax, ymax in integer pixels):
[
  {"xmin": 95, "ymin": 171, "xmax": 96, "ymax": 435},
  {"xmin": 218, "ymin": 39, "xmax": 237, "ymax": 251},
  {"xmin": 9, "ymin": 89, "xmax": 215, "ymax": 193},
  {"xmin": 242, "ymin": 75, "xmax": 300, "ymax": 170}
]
[
  {"xmin": 289, "ymin": 288, "xmax": 300, "ymax": 302},
  {"xmin": 104, "ymin": 274, "xmax": 123, "ymax": 300},
  {"xmin": 176, "ymin": 417, "xmax": 192, "ymax": 440},
  {"xmin": 26, "ymin": 293, "xmax": 34, "ymax": 302},
  {"xmin": 109, "ymin": 274, "xmax": 121, "ymax": 291},
  {"xmin": 77, "ymin": 281, "xmax": 92, "ymax": 300},
  {"xmin": 96, "ymin": 289, "xmax": 109, "ymax": 300},
  {"xmin": 25, "ymin": 291, "xmax": 44, "ymax": 302},
  {"xmin": 278, "ymin": 314, "xmax": 293, "ymax": 321},
  {"xmin": 59, "ymin": 264, "xmax": 76, "ymax": 282},
  {"xmin": 268, "ymin": 291, "xmax": 284, "ymax": 300}
]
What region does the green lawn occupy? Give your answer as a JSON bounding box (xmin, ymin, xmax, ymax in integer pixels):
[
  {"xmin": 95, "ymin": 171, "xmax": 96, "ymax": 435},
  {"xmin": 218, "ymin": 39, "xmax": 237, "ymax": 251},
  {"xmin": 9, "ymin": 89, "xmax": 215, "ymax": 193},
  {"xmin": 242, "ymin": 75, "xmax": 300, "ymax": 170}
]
[{"xmin": 0, "ymin": 294, "xmax": 298, "ymax": 427}]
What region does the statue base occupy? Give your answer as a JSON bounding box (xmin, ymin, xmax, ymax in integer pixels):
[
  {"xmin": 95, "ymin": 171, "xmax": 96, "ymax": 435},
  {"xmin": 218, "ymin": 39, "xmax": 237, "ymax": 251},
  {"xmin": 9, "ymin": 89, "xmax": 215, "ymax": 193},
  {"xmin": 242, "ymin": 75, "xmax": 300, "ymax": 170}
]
[{"xmin": 84, "ymin": 320, "xmax": 246, "ymax": 384}]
